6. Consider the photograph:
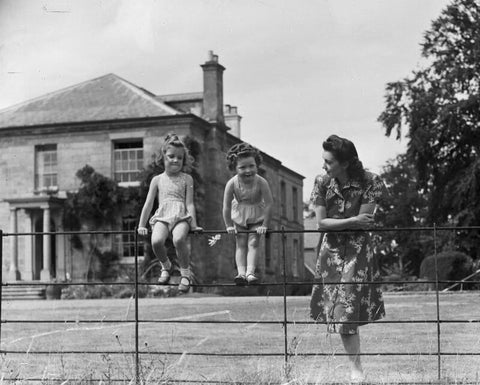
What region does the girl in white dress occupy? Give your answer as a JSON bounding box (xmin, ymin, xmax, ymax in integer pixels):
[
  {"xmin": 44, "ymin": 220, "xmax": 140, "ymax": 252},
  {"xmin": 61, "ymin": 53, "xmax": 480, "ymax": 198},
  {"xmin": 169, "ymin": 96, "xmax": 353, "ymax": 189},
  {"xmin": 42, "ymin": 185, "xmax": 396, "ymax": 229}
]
[
  {"xmin": 138, "ymin": 134, "xmax": 201, "ymax": 293},
  {"xmin": 222, "ymin": 143, "xmax": 273, "ymax": 285}
]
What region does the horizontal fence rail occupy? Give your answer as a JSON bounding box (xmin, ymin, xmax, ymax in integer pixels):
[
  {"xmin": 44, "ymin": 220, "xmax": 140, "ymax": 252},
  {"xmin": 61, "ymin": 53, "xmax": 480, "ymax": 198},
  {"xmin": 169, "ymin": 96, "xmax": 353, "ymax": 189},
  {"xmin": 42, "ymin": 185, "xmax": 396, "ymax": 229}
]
[{"xmin": 1, "ymin": 226, "xmax": 479, "ymax": 384}]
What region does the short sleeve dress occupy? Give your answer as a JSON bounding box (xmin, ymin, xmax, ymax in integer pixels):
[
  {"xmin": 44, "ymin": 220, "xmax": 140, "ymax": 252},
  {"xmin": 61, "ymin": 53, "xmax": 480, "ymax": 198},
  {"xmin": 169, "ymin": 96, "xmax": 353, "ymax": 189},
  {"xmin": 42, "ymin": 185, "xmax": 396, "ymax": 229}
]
[{"xmin": 310, "ymin": 171, "xmax": 387, "ymax": 334}]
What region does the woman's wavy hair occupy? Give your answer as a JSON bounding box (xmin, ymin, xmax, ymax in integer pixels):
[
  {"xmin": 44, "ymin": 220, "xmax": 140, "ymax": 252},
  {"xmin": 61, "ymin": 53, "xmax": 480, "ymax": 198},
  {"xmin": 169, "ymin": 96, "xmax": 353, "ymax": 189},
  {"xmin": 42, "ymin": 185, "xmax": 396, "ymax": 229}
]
[
  {"xmin": 323, "ymin": 134, "xmax": 366, "ymax": 182},
  {"xmin": 159, "ymin": 133, "xmax": 194, "ymax": 172},
  {"xmin": 226, "ymin": 142, "xmax": 263, "ymax": 172}
]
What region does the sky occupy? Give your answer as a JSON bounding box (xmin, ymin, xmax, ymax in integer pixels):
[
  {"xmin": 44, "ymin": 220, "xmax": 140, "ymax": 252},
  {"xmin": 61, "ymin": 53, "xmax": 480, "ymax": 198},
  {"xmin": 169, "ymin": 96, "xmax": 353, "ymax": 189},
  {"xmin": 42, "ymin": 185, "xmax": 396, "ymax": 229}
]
[{"xmin": 0, "ymin": 0, "xmax": 451, "ymax": 200}]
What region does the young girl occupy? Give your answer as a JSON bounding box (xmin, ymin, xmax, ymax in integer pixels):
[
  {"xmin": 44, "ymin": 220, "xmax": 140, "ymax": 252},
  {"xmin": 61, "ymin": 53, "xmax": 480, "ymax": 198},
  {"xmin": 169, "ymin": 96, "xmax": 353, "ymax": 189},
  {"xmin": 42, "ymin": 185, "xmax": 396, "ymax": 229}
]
[
  {"xmin": 138, "ymin": 133, "xmax": 201, "ymax": 293},
  {"xmin": 222, "ymin": 143, "xmax": 273, "ymax": 286}
]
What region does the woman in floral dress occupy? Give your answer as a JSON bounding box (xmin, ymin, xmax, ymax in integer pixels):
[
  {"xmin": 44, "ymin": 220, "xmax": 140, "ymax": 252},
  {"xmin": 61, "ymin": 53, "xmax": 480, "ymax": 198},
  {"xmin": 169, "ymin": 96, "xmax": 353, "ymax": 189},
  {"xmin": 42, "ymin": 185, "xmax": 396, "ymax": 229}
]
[{"xmin": 310, "ymin": 134, "xmax": 387, "ymax": 382}]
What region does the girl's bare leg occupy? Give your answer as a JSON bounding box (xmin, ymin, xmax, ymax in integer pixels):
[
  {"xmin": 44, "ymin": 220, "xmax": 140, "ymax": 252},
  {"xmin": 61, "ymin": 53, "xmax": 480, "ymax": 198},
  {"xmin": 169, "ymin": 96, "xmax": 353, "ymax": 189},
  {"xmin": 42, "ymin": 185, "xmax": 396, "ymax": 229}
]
[
  {"xmin": 171, "ymin": 221, "xmax": 190, "ymax": 269},
  {"xmin": 235, "ymin": 233, "xmax": 248, "ymax": 276},
  {"xmin": 151, "ymin": 222, "xmax": 169, "ymax": 265},
  {"xmin": 246, "ymin": 233, "xmax": 260, "ymax": 276},
  {"xmin": 340, "ymin": 332, "xmax": 364, "ymax": 381}
]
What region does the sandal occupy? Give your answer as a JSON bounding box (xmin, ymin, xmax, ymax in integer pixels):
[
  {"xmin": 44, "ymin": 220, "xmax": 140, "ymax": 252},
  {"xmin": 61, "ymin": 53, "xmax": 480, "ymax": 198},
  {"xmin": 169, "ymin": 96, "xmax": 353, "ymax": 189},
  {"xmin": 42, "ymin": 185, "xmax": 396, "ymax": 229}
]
[
  {"xmin": 234, "ymin": 274, "xmax": 247, "ymax": 286},
  {"xmin": 246, "ymin": 273, "xmax": 259, "ymax": 285},
  {"xmin": 158, "ymin": 269, "xmax": 171, "ymax": 285},
  {"xmin": 178, "ymin": 276, "xmax": 191, "ymax": 293}
]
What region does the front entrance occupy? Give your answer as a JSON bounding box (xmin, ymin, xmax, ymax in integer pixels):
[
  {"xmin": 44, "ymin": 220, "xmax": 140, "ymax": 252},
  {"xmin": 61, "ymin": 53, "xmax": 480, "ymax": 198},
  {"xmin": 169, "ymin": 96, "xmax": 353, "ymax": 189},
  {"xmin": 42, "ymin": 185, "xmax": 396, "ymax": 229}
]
[{"xmin": 33, "ymin": 216, "xmax": 56, "ymax": 280}]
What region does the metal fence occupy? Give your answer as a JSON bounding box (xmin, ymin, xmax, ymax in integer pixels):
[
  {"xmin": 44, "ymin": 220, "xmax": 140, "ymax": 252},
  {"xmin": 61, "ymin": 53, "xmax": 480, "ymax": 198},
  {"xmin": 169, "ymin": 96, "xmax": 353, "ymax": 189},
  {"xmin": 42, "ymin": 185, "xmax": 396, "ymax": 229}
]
[{"xmin": 1, "ymin": 226, "xmax": 480, "ymax": 384}]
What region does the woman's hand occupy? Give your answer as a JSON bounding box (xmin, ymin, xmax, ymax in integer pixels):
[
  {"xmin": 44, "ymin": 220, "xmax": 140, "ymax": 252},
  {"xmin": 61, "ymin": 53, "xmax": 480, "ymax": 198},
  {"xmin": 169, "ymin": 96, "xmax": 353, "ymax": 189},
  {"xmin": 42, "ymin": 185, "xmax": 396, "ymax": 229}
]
[{"xmin": 353, "ymin": 213, "xmax": 374, "ymax": 228}]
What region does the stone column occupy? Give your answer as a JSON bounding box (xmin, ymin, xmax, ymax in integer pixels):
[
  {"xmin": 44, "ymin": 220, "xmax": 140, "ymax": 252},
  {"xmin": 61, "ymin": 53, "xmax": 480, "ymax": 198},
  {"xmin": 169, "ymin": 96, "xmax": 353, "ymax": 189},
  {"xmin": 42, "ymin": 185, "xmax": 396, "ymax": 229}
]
[
  {"xmin": 23, "ymin": 212, "xmax": 34, "ymax": 281},
  {"xmin": 40, "ymin": 206, "xmax": 51, "ymax": 281},
  {"xmin": 8, "ymin": 208, "xmax": 21, "ymax": 281}
]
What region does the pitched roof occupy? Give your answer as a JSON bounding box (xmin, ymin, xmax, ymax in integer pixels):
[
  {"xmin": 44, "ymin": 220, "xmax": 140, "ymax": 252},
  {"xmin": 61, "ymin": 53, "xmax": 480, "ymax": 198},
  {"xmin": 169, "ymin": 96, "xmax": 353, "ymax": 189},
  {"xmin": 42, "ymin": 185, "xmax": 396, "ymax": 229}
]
[{"xmin": 0, "ymin": 74, "xmax": 180, "ymax": 128}]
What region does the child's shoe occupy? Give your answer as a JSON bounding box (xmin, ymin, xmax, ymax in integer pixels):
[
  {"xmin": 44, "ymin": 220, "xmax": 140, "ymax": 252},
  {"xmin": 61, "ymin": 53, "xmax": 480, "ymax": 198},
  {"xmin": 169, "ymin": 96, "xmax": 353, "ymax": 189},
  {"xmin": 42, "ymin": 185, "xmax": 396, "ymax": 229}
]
[
  {"xmin": 158, "ymin": 269, "xmax": 171, "ymax": 285},
  {"xmin": 234, "ymin": 274, "xmax": 247, "ymax": 286},
  {"xmin": 246, "ymin": 273, "xmax": 259, "ymax": 285},
  {"xmin": 178, "ymin": 276, "xmax": 191, "ymax": 293}
]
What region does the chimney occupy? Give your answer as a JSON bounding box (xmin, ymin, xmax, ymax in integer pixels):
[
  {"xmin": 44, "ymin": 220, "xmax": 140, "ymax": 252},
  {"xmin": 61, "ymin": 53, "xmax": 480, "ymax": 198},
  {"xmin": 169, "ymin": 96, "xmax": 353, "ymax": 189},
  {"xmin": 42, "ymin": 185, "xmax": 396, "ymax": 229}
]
[
  {"xmin": 224, "ymin": 105, "xmax": 242, "ymax": 138},
  {"xmin": 201, "ymin": 50, "xmax": 225, "ymax": 124}
]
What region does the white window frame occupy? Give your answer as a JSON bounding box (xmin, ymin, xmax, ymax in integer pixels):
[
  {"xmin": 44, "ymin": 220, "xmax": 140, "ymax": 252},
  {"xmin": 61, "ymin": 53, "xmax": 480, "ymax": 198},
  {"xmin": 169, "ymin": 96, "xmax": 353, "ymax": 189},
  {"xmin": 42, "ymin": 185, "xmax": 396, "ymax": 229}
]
[
  {"xmin": 113, "ymin": 141, "xmax": 143, "ymax": 185},
  {"xmin": 117, "ymin": 217, "xmax": 144, "ymax": 261},
  {"xmin": 35, "ymin": 144, "xmax": 58, "ymax": 192}
]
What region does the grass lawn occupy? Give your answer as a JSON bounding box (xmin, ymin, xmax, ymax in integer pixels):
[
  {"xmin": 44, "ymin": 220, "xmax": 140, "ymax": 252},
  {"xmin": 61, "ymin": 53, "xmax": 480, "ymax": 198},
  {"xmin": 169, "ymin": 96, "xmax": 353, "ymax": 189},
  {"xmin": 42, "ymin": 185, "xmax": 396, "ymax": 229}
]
[{"xmin": 1, "ymin": 292, "xmax": 480, "ymax": 384}]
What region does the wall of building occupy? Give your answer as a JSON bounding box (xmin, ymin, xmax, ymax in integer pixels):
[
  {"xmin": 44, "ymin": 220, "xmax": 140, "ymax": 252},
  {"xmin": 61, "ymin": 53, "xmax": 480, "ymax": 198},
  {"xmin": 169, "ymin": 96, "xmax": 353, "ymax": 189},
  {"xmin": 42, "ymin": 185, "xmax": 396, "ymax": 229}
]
[{"xmin": 0, "ymin": 117, "xmax": 304, "ymax": 286}]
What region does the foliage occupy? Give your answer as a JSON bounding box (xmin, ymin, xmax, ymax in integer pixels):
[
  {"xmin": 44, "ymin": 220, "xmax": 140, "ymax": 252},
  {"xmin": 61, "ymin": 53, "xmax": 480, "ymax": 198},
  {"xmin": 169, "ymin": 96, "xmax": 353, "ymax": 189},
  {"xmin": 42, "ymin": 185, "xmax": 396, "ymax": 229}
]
[
  {"xmin": 64, "ymin": 165, "xmax": 121, "ymax": 230},
  {"xmin": 419, "ymin": 250, "xmax": 473, "ymax": 289},
  {"xmin": 374, "ymin": 155, "xmax": 430, "ymax": 276},
  {"xmin": 378, "ymin": 0, "xmax": 480, "ymax": 257},
  {"xmin": 61, "ymin": 283, "xmax": 149, "ymax": 299}
]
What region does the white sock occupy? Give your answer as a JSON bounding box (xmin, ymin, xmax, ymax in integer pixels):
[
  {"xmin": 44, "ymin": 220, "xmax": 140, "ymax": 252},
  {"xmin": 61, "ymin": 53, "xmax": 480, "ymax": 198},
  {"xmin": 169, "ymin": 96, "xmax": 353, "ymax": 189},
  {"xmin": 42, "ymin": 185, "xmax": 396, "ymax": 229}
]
[
  {"xmin": 160, "ymin": 260, "xmax": 172, "ymax": 271},
  {"xmin": 180, "ymin": 268, "xmax": 191, "ymax": 278},
  {"xmin": 246, "ymin": 266, "xmax": 256, "ymax": 276}
]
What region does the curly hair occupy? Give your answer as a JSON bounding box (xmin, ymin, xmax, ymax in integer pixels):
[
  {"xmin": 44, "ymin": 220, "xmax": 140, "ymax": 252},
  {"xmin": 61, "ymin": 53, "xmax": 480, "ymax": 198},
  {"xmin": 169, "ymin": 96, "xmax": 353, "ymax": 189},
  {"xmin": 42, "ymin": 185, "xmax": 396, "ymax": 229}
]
[
  {"xmin": 159, "ymin": 133, "xmax": 194, "ymax": 172},
  {"xmin": 322, "ymin": 134, "xmax": 366, "ymax": 182},
  {"xmin": 226, "ymin": 142, "xmax": 263, "ymax": 172}
]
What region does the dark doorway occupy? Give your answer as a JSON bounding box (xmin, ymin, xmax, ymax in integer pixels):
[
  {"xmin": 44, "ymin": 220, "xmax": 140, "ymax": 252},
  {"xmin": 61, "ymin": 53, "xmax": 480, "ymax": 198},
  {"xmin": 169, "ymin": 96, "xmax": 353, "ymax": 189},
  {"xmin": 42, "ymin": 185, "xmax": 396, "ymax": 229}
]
[{"xmin": 34, "ymin": 216, "xmax": 56, "ymax": 279}]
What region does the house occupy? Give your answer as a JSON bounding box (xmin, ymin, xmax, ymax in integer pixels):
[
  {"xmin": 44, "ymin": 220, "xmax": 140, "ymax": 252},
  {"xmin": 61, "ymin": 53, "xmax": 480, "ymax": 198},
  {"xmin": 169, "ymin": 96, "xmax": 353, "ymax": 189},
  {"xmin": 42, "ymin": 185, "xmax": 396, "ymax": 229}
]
[{"xmin": 0, "ymin": 52, "xmax": 304, "ymax": 287}]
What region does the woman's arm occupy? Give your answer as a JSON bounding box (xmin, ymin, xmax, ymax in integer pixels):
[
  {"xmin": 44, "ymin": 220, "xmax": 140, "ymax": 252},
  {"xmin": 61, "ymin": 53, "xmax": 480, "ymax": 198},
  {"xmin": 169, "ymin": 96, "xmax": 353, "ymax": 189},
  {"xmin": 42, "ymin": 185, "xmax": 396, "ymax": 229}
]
[
  {"xmin": 185, "ymin": 174, "xmax": 200, "ymax": 229},
  {"xmin": 222, "ymin": 179, "xmax": 235, "ymax": 230},
  {"xmin": 137, "ymin": 176, "xmax": 159, "ymax": 234},
  {"xmin": 314, "ymin": 205, "xmax": 374, "ymax": 231}
]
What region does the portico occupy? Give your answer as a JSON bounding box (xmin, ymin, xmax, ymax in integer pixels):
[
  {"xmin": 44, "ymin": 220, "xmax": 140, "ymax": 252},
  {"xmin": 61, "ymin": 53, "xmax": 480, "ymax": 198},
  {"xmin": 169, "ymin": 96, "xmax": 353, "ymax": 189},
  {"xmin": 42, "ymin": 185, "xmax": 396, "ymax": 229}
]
[{"xmin": 5, "ymin": 196, "xmax": 65, "ymax": 282}]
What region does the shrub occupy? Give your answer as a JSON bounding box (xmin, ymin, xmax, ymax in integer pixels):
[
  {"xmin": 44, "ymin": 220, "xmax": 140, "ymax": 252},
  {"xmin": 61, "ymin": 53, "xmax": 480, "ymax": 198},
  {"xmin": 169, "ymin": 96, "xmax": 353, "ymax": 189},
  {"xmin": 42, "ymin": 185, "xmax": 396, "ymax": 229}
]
[
  {"xmin": 419, "ymin": 251, "xmax": 473, "ymax": 290},
  {"xmin": 61, "ymin": 283, "xmax": 149, "ymax": 299}
]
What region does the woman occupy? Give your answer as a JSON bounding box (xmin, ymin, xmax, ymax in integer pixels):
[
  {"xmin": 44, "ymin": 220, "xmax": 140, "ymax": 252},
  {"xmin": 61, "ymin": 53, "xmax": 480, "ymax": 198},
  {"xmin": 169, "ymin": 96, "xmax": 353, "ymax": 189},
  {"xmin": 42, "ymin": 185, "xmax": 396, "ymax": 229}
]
[{"xmin": 310, "ymin": 134, "xmax": 386, "ymax": 382}]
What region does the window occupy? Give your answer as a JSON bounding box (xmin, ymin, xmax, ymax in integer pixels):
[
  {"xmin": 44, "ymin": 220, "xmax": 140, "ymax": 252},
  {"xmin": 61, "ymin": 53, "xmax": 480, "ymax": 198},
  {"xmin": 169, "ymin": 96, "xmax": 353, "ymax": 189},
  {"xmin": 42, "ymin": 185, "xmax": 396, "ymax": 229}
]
[
  {"xmin": 113, "ymin": 141, "xmax": 143, "ymax": 183},
  {"xmin": 280, "ymin": 181, "xmax": 287, "ymax": 217},
  {"xmin": 119, "ymin": 217, "xmax": 144, "ymax": 258},
  {"xmin": 35, "ymin": 144, "xmax": 57, "ymax": 191},
  {"xmin": 292, "ymin": 187, "xmax": 298, "ymax": 222},
  {"xmin": 293, "ymin": 239, "xmax": 299, "ymax": 278}
]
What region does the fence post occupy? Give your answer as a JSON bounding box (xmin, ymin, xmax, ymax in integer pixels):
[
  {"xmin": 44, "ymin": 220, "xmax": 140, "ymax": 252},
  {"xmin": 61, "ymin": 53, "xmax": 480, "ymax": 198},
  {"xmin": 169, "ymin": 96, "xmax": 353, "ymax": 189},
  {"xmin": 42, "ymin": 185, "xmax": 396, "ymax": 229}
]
[
  {"xmin": 433, "ymin": 223, "xmax": 441, "ymax": 380},
  {"xmin": 134, "ymin": 228, "xmax": 140, "ymax": 384},
  {"xmin": 281, "ymin": 226, "xmax": 289, "ymax": 375}
]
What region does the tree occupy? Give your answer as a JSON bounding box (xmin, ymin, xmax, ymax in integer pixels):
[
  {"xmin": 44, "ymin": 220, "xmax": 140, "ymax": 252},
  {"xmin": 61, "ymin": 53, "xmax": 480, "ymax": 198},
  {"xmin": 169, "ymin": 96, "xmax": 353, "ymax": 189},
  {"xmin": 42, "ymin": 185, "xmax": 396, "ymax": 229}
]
[
  {"xmin": 63, "ymin": 165, "xmax": 122, "ymax": 280},
  {"xmin": 375, "ymin": 155, "xmax": 429, "ymax": 276},
  {"xmin": 378, "ymin": 0, "xmax": 480, "ymax": 257}
]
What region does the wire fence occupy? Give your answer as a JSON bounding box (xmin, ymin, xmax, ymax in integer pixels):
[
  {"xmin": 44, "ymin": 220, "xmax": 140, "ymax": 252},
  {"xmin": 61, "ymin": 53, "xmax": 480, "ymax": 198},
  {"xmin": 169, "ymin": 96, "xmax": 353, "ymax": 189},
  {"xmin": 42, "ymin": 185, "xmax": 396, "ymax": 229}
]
[{"xmin": 1, "ymin": 226, "xmax": 480, "ymax": 384}]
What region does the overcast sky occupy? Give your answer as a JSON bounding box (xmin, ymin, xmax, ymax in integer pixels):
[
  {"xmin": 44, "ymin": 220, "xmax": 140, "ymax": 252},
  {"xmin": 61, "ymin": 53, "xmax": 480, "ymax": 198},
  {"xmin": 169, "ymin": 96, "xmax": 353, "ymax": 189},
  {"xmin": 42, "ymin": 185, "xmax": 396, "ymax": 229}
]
[{"xmin": 0, "ymin": 0, "xmax": 450, "ymax": 200}]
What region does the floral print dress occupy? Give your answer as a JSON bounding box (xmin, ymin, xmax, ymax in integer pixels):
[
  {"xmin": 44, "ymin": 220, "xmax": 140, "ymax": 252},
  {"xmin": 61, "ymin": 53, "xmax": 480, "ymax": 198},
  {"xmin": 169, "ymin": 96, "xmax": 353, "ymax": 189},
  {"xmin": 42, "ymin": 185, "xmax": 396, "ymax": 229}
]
[{"xmin": 310, "ymin": 171, "xmax": 386, "ymax": 334}]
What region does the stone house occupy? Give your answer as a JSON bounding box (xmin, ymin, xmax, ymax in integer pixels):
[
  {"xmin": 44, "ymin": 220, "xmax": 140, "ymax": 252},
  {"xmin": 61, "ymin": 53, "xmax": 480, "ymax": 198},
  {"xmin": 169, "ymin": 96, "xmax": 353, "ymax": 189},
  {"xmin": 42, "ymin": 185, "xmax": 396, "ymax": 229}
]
[{"xmin": 0, "ymin": 51, "xmax": 304, "ymax": 286}]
